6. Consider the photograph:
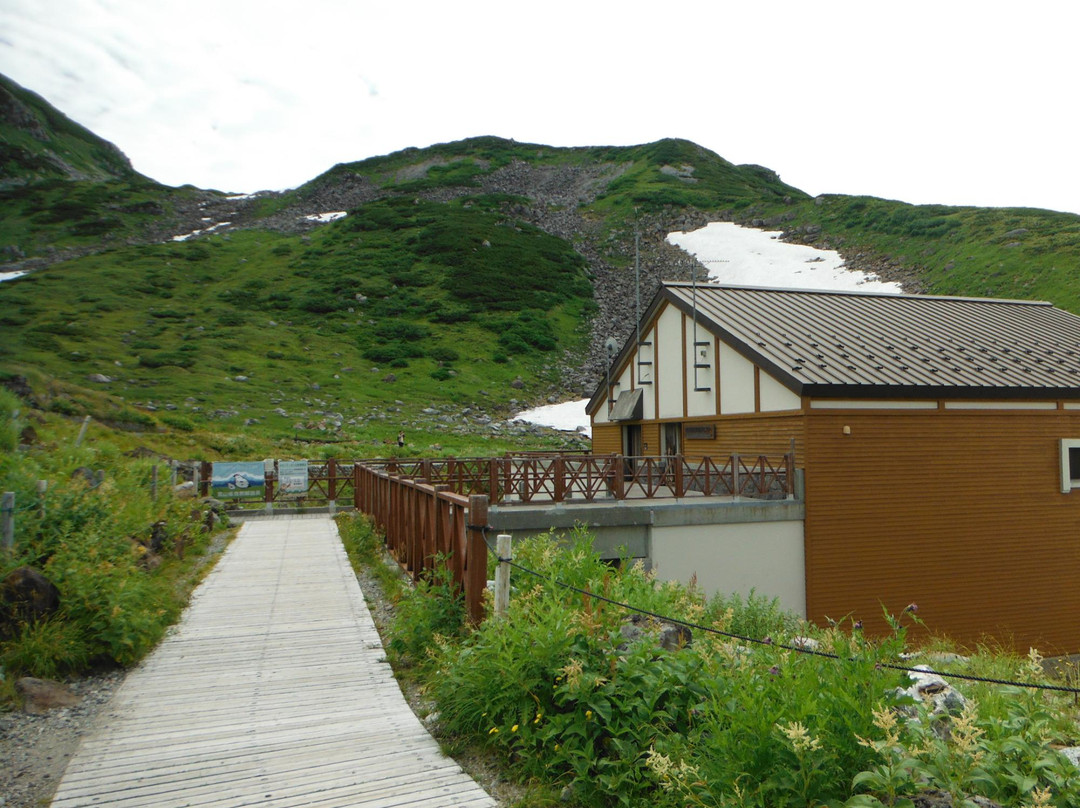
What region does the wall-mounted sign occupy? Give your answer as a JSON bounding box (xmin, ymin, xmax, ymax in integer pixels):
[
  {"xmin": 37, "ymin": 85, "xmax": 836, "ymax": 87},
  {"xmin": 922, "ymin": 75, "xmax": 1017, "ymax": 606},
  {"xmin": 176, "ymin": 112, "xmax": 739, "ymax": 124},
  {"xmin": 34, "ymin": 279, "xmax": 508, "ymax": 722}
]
[
  {"xmin": 211, "ymin": 462, "xmax": 265, "ymax": 499},
  {"xmin": 278, "ymin": 460, "xmax": 309, "ymax": 497},
  {"xmin": 685, "ymin": 425, "xmax": 715, "ymax": 440}
]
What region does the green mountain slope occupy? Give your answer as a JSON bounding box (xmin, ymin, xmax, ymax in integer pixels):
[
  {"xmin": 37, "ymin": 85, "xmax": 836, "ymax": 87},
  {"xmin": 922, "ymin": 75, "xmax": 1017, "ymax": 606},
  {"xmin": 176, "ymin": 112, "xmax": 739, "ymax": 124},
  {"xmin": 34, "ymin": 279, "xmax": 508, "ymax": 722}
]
[
  {"xmin": 4, "ymin": 70, "xmax": 1080, "ymax": 455},
  {"xmin": 0, "ymin": 73, "xmax": 137, "ymax": 184}
]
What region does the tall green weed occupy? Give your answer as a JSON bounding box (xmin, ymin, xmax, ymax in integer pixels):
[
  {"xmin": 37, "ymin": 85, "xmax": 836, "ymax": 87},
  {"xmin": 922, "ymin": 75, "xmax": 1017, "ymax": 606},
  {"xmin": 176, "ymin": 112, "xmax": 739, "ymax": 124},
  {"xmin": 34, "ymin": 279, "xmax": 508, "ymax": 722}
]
[{"xmin": 387, "ymin": 530, "xmax": 1080, "ymax": 808}]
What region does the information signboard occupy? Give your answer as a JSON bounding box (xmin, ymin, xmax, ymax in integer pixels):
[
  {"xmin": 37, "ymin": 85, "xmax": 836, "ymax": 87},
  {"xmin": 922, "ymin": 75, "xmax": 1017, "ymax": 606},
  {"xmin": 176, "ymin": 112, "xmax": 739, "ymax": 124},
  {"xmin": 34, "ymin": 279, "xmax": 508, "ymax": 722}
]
[
  {"xmin": 278, "ymin": 460, "xmax": 309, "ymax": 497},
  {"xmin": 210, "ymin": 461, "xmax": 265, "ymax": 499}
]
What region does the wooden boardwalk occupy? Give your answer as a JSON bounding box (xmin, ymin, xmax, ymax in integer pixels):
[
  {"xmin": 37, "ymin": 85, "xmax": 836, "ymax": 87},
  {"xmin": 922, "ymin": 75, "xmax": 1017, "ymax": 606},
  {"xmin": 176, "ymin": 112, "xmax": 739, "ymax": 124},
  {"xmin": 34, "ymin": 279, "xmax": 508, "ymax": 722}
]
[{"xmin": 50, "ymin": 515, "xmax": 496, "ymax": 808}]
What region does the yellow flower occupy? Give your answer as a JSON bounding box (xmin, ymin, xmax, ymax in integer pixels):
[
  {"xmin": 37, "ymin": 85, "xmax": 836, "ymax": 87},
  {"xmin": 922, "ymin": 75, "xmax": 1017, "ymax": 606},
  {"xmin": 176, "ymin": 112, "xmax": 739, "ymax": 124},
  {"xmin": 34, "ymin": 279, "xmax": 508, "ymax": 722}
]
[
  {"xmin": 511, "ymin": 724, "xmax": 518, "ymax": 733},
  {"xmin": 534, "ymin": 712, "xmax": 542, "ymax": 724},
  {"xmin": 585, "ymin": 710, "xmax": 593, "ymax": 720},
  {"xmin": 554, "ymin": 743, "xmax": 560, "ymax": 751},
  {"xmin": 488, "ymin": 727, "xmax": 499, "ymax": 735}
]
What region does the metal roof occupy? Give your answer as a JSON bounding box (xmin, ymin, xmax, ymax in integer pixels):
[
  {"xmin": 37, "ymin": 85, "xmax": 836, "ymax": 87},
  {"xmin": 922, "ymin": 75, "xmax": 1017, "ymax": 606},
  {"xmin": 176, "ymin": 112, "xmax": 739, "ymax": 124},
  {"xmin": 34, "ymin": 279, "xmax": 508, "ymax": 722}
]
[{"xmin": 591, "ymin": 282, "xmax": 1080, "ymax": 409}]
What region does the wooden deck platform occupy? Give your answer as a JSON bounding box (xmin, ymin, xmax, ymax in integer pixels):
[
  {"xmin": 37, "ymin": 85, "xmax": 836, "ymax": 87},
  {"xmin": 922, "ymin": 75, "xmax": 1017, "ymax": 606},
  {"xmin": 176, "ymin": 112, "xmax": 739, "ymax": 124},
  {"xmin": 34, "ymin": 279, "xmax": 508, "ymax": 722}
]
[{"xmin": 50, "ymin": 515, "xmax": 496, "ymax": 808}]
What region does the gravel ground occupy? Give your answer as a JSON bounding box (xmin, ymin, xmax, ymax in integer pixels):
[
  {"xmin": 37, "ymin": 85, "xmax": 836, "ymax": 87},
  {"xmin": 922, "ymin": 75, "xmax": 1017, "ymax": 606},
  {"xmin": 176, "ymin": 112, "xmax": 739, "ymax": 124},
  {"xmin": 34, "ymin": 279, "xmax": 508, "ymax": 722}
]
[
  {"xmin": 0, "ymin": 545, "xmax": 520, "ymax": 808},
  {"xmin": 0, "ymin": 670, "xmax": 125, "ymax": 808}
]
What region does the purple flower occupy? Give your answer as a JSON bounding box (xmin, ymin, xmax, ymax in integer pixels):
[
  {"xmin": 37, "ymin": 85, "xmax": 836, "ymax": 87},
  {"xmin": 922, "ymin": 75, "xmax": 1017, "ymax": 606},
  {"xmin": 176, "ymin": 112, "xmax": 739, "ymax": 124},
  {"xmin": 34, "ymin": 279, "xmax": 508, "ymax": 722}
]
[
  {"xmin": 769, "ymin": 665, "xmax": 781, "ymax": 677},
  {"xmin": 853, "ymin": 620, "xmax": 863, "ymax": 631},
  {"xmin": 763, "ymin": 636, "xmax": 773, "ymax": 645},
  {"xmin": 905, "ymin": 603, "xmax": 918, "ymax": 614}
]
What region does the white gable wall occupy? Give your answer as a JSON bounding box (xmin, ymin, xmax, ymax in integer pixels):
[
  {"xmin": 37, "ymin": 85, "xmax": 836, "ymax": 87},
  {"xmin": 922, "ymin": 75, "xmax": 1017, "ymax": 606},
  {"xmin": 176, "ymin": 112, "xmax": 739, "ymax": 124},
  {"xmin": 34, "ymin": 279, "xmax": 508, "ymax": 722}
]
[
  {"xmin": 657, "ymin": 303, "xmax": 684, "ymax": 419},
  {"xmin": 718, "ymin": 342, "xmax": 756, "ymax": 414},
  {"xmin": 760, "ymin": 371, "xmax": 801, "ymax": 412},
  {"xmin": 686, "ymin": 316, "xmax": 717, "ymax": 417},
  {"xmin": 593, "ymin": 303, "xmax": 802, "ymax": 424}
]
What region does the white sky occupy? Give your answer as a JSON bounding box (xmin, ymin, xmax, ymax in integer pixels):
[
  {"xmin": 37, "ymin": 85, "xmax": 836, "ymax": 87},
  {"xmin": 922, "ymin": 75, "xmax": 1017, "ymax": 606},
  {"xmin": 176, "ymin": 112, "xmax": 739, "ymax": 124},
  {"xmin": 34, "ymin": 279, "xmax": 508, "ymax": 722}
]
[{"xmin": 1, "ymin": 1, "xmax": 1078, "ymax": 214}]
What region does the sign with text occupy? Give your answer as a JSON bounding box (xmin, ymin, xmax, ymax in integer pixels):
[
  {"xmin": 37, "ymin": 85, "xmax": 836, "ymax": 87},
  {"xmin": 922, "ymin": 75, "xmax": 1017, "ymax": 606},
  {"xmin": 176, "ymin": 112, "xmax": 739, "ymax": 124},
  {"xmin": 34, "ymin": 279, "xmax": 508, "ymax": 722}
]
[
  {"xmin": 685, "ymin": 425, "xmax": 716, "ymax": 440},
  {"xmin": 278, "ymin": 460, "xmax": 309, "ymax": 497},
  {"xmin": 210, "ymin": 461, "xmax": 265, "ymax": 499}
]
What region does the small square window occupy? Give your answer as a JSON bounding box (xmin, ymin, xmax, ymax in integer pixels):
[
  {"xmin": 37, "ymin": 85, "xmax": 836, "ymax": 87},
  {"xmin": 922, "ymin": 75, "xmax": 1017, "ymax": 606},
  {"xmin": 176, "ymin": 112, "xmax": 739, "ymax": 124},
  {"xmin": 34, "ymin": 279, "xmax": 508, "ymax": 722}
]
[{"xmin": 1060, "ymin": 439, "xmax": 1080, "ymax": 493}]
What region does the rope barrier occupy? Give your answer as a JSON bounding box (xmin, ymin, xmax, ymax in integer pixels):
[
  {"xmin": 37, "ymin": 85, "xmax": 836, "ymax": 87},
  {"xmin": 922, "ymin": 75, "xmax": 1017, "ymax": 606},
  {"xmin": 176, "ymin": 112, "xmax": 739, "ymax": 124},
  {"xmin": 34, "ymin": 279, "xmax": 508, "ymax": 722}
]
[{"xmin": 484, "ymin": 536, "xmax": 1080, "ymax": 695}]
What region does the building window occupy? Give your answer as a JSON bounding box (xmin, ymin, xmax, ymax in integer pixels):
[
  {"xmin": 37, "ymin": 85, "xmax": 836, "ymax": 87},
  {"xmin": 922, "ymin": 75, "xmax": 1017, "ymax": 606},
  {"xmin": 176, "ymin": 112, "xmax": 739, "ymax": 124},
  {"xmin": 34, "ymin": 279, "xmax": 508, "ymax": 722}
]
[{"xmin": 1059, "ymin": 439, "xmax": 1080, "ymax": 493}]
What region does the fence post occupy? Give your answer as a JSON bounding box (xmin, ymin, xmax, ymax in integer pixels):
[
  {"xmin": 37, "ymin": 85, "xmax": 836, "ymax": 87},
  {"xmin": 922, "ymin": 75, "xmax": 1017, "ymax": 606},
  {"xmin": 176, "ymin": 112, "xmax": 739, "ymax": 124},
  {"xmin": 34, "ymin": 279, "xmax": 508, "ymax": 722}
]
[
  {"xmin": 494, "ymin": 533, "xmax": 512, "ymax": 618},
  {"xmin": 199, "ymin": 461, "xmax": 212, "ymax": 497},
  {"xmin": 353, "ymin": 463, "xmax": 362, "ymax": 511},
  {"xmin": 170, "ymin": 460, "xmax": 178, "ymax": 487},
  {"xmin": 75, "ymin": 415, "xmax": 91, "ymax": 447},
  {"xmin": 673, "ymin": 455, "xmax": 685, "ymax": 498},
  {"xmin": 36, "ymin": 480, "xmax": 48, "ymax": 518},
  {"xmin": 328, "ymin": 457, "xmax": 338, "ymax": 507},
  {"xmin": 465, "ymin": 494, "xmax": 489, "ymax": 625},
  {"xmin": 193, "ymin": 464, "xmax": 201, "ymax": 497},
  {"xmin": 2, "ymin": 492, "xmax": 13, "ymax": 553},
  {"xmin": 732, "ymin": 452, "xmax": 741, "ymax": 500},
  {"xmin": 553, "ymin": 456, "xmax": 566, "ymax": 503}
]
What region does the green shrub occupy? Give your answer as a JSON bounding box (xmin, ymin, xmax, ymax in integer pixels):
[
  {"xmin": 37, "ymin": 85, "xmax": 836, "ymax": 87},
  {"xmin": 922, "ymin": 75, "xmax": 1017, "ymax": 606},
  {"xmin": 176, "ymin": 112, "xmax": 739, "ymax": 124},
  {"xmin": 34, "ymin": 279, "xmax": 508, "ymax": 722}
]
[
  {"xmin": 138, "ymin": 351, "xmax": 195, "ymax": 369},
  {"xmin": 160, "ymin": 413, "xmax": 195, "ymax": 432},
  {"xmin": 387, "ymin": 560, "xmax": 465, "ymax": 670},
  {"xmin": 1, "ymin": 618, "xmax": 90, "ymax": 679},
  {"xmin": 429, "ymin": 346, "xmax": 459, "ymax": 363},
  {"xmin": 430, "ymin": 367, "xmax": 452, "ymax": 381}
]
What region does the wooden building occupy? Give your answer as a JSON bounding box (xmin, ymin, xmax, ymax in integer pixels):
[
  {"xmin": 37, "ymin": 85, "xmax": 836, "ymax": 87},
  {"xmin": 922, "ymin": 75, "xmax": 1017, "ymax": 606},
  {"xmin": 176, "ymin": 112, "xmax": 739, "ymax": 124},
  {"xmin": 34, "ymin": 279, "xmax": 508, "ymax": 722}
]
[{"xmin": 588, "ymin": 282, "xmax": 1080, "ymax": 653}]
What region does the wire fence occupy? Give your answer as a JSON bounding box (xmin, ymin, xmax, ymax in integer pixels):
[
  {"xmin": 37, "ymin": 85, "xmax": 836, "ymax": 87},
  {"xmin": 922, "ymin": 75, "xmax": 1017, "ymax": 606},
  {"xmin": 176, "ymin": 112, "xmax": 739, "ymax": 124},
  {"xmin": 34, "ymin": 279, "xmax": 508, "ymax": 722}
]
[{"xmin": 483, "ymin": 531, "xmax": 1080, "ymax": 695}]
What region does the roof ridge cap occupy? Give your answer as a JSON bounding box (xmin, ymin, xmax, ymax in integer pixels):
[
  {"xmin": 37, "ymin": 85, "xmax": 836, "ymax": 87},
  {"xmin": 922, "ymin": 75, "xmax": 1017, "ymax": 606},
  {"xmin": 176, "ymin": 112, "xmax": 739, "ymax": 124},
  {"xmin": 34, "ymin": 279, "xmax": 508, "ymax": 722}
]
[{"xmin": 661, "ymin": 281, "xmax": 1051, "ymax": 307}]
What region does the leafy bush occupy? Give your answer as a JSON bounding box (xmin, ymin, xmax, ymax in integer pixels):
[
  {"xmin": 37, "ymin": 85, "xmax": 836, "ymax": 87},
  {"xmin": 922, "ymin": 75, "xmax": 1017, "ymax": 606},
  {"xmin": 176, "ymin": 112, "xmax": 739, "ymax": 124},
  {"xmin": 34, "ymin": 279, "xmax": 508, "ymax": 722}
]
[
  {"xmin": 138, "ymin": 351, "xmax": 195, "ymax": 369},
  {"xmin": 496, "ymin": 310, "xmax": 557, "ymax": 353},
  {"xmin": 387, "ymin": 560, "xmax": 465, "ymax": 669},
  {"xmin": 372, "ymin": 530, "xmax": 1080, "ymax": 808},
  {"xmin": 430, "ymin": 367, "xmax": 452, "ymax": 381},
  {"xmin": 429, "ymin": 346, "xmax": 460, "ymax": 363},
  {"xmin": 375, "ymin": 321, "xmax": 430, "ymax": 342},
  {"xmin": 362, "ymin": 341, "xmax": 424, "ymax": 364}
]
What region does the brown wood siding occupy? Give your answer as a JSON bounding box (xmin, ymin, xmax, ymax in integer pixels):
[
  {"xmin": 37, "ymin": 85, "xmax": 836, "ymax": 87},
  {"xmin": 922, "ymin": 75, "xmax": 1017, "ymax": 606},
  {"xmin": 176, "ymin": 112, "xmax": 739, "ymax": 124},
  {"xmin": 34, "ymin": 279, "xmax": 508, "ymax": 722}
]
[
  {"xmin": 804, "ymin": 408, "xmax": 1080, "ymax": 654},
  {"xmin": 642, "ymin": 422, "xmax": 661, "ymax": 455},
  {"xmin": 591, "ymin": 424, "xmax": 622, "ymax": 455},
  {"xmin": 683, "ymin": 412, "xmax": 806, "ymax": 465}
]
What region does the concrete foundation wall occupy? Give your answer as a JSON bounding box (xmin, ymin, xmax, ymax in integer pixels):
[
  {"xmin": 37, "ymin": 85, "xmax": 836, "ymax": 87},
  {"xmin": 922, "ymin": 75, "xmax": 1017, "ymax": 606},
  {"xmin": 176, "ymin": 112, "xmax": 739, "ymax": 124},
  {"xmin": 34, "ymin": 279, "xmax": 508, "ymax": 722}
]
[
  {"xmin": 488, "ymin": 498, "xmax": 805, "ymax": 617},
  {"xmin": 650, "ymin": 520, "xmax": 805, "ymax": 617}
]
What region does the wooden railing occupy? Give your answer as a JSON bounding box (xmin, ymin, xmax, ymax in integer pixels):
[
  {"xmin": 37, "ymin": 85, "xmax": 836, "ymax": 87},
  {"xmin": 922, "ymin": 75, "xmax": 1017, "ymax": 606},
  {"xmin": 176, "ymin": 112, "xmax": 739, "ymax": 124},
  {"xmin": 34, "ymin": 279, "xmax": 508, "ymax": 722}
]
[
  {"xmin": 354, "ymin": 463, "xmax": 489, "ymax": 624},
  {"xmin": 367, "ymin": 452, "xmax": 795, "ymax": 504}
]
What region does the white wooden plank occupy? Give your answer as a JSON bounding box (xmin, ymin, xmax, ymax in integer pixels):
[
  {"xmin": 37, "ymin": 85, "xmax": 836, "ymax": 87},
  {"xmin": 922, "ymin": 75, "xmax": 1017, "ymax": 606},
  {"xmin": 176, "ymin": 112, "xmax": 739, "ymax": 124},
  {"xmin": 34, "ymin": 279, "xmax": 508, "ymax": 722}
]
[{"xmin": 49, "ymin": 515, "xmax": 495, "ymax": 808}]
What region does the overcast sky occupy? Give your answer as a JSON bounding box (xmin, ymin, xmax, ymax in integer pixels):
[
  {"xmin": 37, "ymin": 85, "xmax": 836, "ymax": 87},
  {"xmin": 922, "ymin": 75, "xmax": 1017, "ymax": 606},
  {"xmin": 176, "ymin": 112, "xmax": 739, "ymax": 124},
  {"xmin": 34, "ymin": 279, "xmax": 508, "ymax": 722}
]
[{"xmin": 2, "ymin": 0, "xmax": 1078, "ymax": 214}]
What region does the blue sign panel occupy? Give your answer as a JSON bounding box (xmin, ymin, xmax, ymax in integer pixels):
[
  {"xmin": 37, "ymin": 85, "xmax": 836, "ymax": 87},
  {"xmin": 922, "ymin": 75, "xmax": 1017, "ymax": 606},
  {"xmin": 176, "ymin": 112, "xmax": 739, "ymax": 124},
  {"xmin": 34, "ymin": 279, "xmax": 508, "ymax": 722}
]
[{"xmin": 211, "ymin": 461, "xmax": 265, "ymax": 499}]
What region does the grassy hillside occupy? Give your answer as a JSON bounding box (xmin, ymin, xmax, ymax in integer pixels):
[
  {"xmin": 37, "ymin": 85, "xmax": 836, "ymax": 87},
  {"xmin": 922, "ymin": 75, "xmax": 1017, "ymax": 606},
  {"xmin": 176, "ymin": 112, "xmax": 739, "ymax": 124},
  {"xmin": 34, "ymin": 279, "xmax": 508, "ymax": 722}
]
[
  {"xmin": 792, "ymin": 195, "xmax": 1080, "ymax": 310},
  {"xmin": 0, "ymin": 194, "xmax": 595, "ymax": 446}
]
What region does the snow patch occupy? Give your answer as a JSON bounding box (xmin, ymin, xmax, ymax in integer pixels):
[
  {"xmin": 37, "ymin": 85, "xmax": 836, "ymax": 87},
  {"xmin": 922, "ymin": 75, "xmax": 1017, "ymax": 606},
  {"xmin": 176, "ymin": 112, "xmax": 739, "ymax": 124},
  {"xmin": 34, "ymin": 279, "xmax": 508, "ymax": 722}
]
[
  {"xmin": 0, "ymin": 270, "xmax": 28, "ymax": 284},
  {"xmin": 514, "ymin": 399, "xmax": 591, "ymax": 437},
  {"xmin": 303, "ymin": 211, "xmax": 347, "ymax": 223},
  {"xmin": 667, "ymin": 222, "xmax": 903, "ymax": 293},
  {"xmin": 171, "ymin": 221, "xmax": 231, "ymax": 242}
]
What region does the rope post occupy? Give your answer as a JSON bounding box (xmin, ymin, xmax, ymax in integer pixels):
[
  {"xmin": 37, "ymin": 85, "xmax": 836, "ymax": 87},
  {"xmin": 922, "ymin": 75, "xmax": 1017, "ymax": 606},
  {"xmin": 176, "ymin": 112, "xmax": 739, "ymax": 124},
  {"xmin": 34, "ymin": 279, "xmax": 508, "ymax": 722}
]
[
  {"xmin": 494, "ymin": 534, "xmax": 512, "ymax": 618},
  {"xmin": 465, "ymin": 494, "xmax": 489, "ymax": 625},
  {"xmin": 36, "ymin": 480, "xmax": 48, "ymax": 518},
  {"xmin": 2, "ymin": 491, "xmax": 13, "ymax": 553},
  {"xmin": 170, "ymin": 459, "xmax": 178, "ymax": 487}
]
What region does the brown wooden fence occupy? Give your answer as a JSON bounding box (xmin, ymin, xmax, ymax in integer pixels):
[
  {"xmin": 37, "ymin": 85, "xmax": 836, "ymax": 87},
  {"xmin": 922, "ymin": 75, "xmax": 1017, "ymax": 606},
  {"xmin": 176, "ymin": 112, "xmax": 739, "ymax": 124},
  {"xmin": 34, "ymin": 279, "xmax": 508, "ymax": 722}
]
[
  {"xmin": 354, "ymin": 462, "xmax": 489, "ymax": 624},
  {"xmin": 369, "ymin": 452, "xmax": 794, "ymax": 503}
]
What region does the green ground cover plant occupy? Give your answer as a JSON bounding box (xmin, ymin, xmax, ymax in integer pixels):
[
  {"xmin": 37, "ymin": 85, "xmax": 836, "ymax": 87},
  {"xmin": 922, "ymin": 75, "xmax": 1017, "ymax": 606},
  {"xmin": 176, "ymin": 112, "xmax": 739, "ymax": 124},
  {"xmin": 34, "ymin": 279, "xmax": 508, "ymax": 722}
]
[
  {"xmin": 0, "ymin": 388, "xmax": 230, "ymax": 689},
  {"xmin": 361, "ymin": 527, "xmax": 1080, "ymax": 808}
]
